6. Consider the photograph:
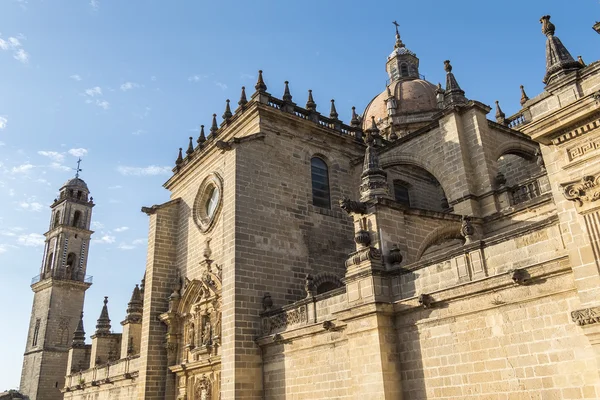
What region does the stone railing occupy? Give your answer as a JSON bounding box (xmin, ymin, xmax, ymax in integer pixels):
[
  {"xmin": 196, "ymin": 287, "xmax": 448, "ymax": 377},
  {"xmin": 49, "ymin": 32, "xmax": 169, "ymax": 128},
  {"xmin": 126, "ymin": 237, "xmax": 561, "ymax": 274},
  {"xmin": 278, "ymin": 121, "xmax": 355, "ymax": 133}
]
[
  {"xmin": 509, "ymin": 175, "xmax": 549, "ymax": 205},
  {"xmin": 261, "ymin": 303, "xmax": 309, "ymax": 334},
  {"xmin": 64, "ymin": 355, "xmax": 139, "ymax": 392},
  {"xmin": 506, "ymin": 112, "xmax": 527, "ymax": 129}
]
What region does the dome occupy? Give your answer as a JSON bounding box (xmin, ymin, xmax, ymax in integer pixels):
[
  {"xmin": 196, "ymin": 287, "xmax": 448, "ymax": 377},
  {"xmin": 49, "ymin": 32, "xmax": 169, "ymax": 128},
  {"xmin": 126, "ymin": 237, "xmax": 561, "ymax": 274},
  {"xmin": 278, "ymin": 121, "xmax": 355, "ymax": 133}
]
[
  {"xmin": 362, "ymin": 79, "xmax": 439, "ymax": 130},
  {"xmin": 61, "ymin": 177, "xmax": 89, "ymax": 191}
]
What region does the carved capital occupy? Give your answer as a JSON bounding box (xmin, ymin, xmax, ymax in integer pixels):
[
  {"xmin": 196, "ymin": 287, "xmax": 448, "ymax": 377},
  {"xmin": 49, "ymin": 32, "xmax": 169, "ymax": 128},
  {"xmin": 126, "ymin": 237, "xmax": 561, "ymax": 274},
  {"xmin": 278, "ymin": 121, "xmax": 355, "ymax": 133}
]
[
  {"xmin": 571, "ymin": 306, "xmax": 600, "ymax": 326},
  {"xmin": 561, "ymin": 173, "xmax": 600, "ymax": 213}
]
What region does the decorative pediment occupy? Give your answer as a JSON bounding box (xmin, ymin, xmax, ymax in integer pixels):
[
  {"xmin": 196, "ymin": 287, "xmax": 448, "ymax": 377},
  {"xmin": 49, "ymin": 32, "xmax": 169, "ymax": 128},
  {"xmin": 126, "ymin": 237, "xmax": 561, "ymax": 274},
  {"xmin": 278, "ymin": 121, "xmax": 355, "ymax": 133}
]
[{"xmin": 561, "ymin": 172, "xmax": 600, "ymax": 213}]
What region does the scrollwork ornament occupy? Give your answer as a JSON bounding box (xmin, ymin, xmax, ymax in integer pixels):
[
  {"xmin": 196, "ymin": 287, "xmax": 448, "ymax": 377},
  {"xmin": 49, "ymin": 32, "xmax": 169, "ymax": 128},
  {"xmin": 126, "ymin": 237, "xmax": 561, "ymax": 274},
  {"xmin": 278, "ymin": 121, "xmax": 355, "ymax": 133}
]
[
  {"xmin": 571, "ymin": 306, "xmax": 600, "ymax": 326},
  {"xmin": 561, "ymin": 173, "xmax": 600, "ymax": 212}
]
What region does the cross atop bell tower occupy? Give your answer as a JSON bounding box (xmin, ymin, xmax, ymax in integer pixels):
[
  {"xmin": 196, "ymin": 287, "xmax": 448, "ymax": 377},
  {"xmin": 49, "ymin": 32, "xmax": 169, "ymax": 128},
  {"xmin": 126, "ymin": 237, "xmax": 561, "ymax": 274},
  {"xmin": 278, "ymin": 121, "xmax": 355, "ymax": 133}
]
[{"xmin": 20, "ymin": 173, "xmax": 95, "ymax": 400}]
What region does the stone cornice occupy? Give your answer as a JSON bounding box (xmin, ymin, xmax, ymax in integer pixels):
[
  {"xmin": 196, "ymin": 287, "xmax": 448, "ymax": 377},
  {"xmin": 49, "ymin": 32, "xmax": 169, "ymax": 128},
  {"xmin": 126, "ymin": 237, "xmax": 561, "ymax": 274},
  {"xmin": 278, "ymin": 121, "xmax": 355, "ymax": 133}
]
[{"xmin": 571, "ymin": 306, "xmax": 600, "ymax": 326}]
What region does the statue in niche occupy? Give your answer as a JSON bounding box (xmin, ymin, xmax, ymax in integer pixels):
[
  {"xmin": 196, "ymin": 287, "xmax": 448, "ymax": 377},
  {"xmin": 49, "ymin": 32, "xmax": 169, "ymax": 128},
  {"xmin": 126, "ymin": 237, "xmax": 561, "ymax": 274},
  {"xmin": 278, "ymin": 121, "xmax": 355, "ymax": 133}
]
[
  {"xmin": 194, "ymin": 375, "xmax": 211, "ymax": 400},
  {"xmin": 187, "ymin": 322, "xmax": 195, "ymax": 348},
  {"xmin": 201, "ymin": 315, "xmax": 212, "ymax": 346}
]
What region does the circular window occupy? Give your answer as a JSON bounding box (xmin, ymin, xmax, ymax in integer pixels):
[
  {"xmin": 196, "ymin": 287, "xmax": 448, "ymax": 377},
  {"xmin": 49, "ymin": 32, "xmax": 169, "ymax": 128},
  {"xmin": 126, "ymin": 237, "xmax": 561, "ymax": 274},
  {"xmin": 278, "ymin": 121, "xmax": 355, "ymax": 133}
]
[{"xmin": 193, "ymin": 173, "xmax": 223, "ymax": 233}]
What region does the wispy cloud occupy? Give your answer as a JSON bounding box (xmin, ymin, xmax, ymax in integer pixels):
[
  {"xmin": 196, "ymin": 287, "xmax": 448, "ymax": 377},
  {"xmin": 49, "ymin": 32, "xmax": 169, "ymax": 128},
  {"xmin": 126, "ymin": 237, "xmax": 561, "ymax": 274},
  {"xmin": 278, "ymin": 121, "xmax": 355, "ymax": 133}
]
[
  {"xmin": 114, "ymin": 226, "xmax": 129, "ymax": 232},
  {"xmin": 17, "ymin": 233, "xmax": 45, "ymax": 246},
  {"xmin": 91, "ymin": 221, "xmax": 104, "ymax": 230},
  {"xmin": 85, "ymin": 86, "xmax": 102, "ymax": 97},
  {"xmin": 50, "ymin": 162, "xmax": 71, "ymax": 171},
  {"xmin": 188, "ymin": 74, "xmax": 208, "ymax": 83},
  {"xmin": 215, "ymin": 81, "xmax": 228, "ymax": 90},
  {"xmin": 108, "ymin": 185, "xmax": 122, "ymax": 190},
  {"xmin": 240, "ymin": 73, "xmax": 255, "ymax": 80},
  {"xmin": 18, "ymin": 201, "xmax": 43, "ymax": 212},
  {"xmin": 14, "ymin": 48, "xmax": 29, "ymax": 64},
  {"xmin": 38, "ymin": 150, "xmax": 64, "ymax": 162},
  {"xmin": 0, "ymin": 34, "xmax": 29, "ymax": 64},
  {"xmin": 118, "ymin": 238, "xmax": 147, "ymax": 250},
  {"xmin": 68, "ymin": 148, "xmax": 88, "ymax": 157},
  {"xmin": 96, "ymin": 235, "xmax": 115, "ymax": 244},
  {"xmin": 96, "ymin": 100, "xmax": 110, "ymax": 110},
  {"xmin": 0, "ymin": 116, "xmax": 7, "ymax": 130},
  {"xmin": 90, "ymin": 0, "xmax": 99, "ymax": 10},
  {"xmin": 11, "ymin": 164, "xmax": 34, "ymax": 174},
  {"xmin": 117, "ymin": 165, "xmax": 171, "ymax": 176},
  {"xmin": 132, "ymin": 129, "xmax": 145, "ymax": 136},
  {"xmin": 70, "ymin": 74, "xmax": 82, "ymax": 81},
  {"xmin": 120, "ymin": 82, "xmax": 139, "ymax": 91}
]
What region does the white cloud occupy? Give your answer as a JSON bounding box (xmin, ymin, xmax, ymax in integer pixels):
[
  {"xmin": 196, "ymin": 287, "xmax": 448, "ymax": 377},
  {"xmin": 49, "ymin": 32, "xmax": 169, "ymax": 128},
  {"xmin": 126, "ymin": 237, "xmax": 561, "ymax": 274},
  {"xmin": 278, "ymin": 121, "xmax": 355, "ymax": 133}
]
[
  {"xmin": 240, "ymin": 73, "xmax": 255, "ymax": 80},
  {"xmin": 118, "ymin": 243, "xmax": 135, "ymax": 250},
  {"xmin": 188, "ymin": 74, "xmax": 208, "ymax": 83},
  {"xmin": 38, "ymin": 150, "xmax": 65, "ymax": 162},
  {"xmin": 132, "ymin": 238, "xmax": 147, "ymax": 245},
  {"xmin": 8, "ymin": 189, "xmax": 15, "ymax": 196},
  {"xmin": 215, "ymin": 81, "xmax": 228, "ymax": 90},
  {"xmin": 108, "ymin": 185, "xmax": 122, "ymax": 190},
  {"xmin": 0, "ymin": 244, "xmax": 8, "ymax": 254},
  {"xmin": 118, "ymin": 237, "xmax": 147, "ymax": 250},
  {"xmin": 70, "ymin": 74, "xmax": 82, "ymax": 81},
  {"xmin": 90, "ymin": 0, "xmax": 99, "ymax": 10},
  {"xmin": 50, "ymin": 162, "xmax": 71, "ymax": 171},
  {"xmin": 19, "ymin": 201, "xmax": 44, "ymax": 212},
  {"xmin": 68, "ymin": 148, "xmax": 88, "ymax": 157},
  {"xmin": 132, "ymin": 129, "xmax": 145, "ymax": 135},
  {"xmin": 84, "ymin": 86, "xmax": 102, "ymax": 97},
  {"xmin": 0, "ymin": 116, "xmax": 7, "ymax": 130},
  {"xmin": 17, "ymin": 233, "xmax": 45, "ymax": 247},
  {"xmin": 0, "ymin": 141, "xmax": 5, "ymax": 146},
  {"xmin": 150, "ymin": 76, "xmax": 157, "ymax": 81},
  {"xmin": 13, "ymin": 48, "xmax": 29, "ymax": 63},
  {"xmin": 114, "ymin": 226, "xmax": 129, "ymax": 232},
  {"xmin": 91, "ymin": 221, "xmax": 104, "ymax": 230},
  {"xmin": 120, "ymin": 82, "xmax": 139, "ymax": 91},
  {"xmin": 96, "ymin": 100, "xmax": 110, "ymax": 110},
  {"xmin": 117, "ymin": 165, "xmax": 172, "ymax": 176},
  {"xmin": 96, "ymin": 235, "xmax": 115, "ymax": 244},
  {"xmin": 11, "ymin": 164, "xmax": 34, "ymax": 174}
]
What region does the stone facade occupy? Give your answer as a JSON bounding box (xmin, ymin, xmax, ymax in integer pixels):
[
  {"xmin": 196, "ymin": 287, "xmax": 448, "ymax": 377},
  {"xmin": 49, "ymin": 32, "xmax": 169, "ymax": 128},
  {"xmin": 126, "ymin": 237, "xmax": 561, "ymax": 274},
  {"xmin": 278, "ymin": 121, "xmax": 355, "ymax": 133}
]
[{"xmin": 20, "ymin": 13, "xmax": 600, "ymax": 400}]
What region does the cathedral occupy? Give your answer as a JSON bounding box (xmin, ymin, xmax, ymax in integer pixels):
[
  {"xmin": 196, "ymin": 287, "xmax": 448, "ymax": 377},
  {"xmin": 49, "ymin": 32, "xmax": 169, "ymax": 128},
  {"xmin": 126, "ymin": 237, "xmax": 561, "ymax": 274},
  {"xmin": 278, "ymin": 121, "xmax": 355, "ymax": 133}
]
[{"xmin": 18, "ymin": 14, "xmax": 600, "ymax": 400}]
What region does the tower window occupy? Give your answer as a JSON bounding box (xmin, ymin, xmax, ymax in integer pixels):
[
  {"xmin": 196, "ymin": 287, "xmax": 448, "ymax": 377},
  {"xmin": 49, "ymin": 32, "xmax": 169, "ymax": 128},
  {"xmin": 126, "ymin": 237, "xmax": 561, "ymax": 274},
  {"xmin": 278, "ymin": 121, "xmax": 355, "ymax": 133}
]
[
  {"xmin": 76, "ymin": 191, "xmax": 82, "ymax": 200},
  {"xmin": 394, "ymin": 181, "xmax": 411, "ymax": 207},
  {"xmin": 311, "ymin": 157, "xmax": 330, "ymax": 209},
  {"xmin": 72, "ymin": 211, "xmax": 81, "ymax": 228},
  {"xmin": 66, "ymin": 253, "xmax": 77, "ymax": 279},
  {"xmin": 32, "ymin": 318, "xmax": 41, "ymax": 346},
  {"xmin": 53, "ymin": 211, "xmax": 60, "ymax": 228},
  {"xmin": 46, "ymin": 252, "xmax": 54, "ymax": 273},
  {"xmin": 400, "ymin": 63, "xmax": 409, "ymax": 77}
]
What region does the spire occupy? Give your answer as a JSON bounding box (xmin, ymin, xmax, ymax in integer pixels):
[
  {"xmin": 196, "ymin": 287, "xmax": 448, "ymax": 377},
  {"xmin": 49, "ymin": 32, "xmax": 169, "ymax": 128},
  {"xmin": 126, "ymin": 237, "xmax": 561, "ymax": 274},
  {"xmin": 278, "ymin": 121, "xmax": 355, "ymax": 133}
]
[
  {"xmin": 360, "ymin": 119, "xmax": 389, "ymax": 202},
  {"xmin": 443, "ymin": 60, "xmax": 467, "ymax": 106},
  {"xmin": 350, "ymin": 106, "xmax": 360, "ymax": 127},
  {"xmin": 306, "ymin": 90, "xmax": 316, "ymax": 111},
  {"xmin": 197, "ymin": 125, "xmax": 206, "ymax": 145},
  {"xmin": 520, "ymin": 85, "xmax": 529, "ymax": 106},
  {"xmin": 329, "ymin": 99, "xmax": 338, "ymax": 120},
  {"xmin": 186, "ymin": 137, "xmax": 194, "ymax": 157},
  {"xmin": 283, "ymin": 81, "xmax": 293, "ymax": 102},
  {"xmin": 175, "ymin": 148, "xmax": 183, "ymax": 167},
  {"xmin": 95, "ymin": 296, "xmax": 111, "ymax": 335},
  {"xmin": 238, "ymin": 86, "xmax": 248, "ymax": 107},
  {"xmin": 72, "ymin": 312, "xmax": 86, "ymax": 347},
  {"xmin": 495, "ymin": 101, "xmax": 506, "ymax": 125},
  {"xmin": 540, "ymin": 15, "xmax": 582, "ymax": 85},
  {"xmin": 123, "ymin": 284, "xmax": 143, "ymax": 324},
  {"xmin": 210, "ymin": 114, "xmax": 218, "ymax": 137},
  {"xmin": 392, "ymin": 20, "xmax": 404, "ymax": 49},
  {"xmin": 222, "ymin": 99, "xmax": 233, "ymax": 120},
  {"xmin": 255, "ymin": 70, "xmax": 267, "ymax": 93}
]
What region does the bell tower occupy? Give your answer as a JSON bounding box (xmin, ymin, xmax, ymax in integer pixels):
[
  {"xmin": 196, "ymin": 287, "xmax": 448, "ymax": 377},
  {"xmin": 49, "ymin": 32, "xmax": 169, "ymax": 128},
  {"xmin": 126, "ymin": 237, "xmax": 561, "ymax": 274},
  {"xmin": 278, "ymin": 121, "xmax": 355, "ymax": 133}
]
[{"xmin": 20, "ymin": 167, "xmax": 95, "ymax": 400}]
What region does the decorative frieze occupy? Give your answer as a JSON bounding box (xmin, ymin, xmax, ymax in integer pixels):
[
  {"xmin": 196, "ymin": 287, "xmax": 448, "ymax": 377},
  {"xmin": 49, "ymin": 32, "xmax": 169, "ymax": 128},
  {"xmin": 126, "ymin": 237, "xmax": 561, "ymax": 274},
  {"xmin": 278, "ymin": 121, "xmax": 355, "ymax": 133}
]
[
  {"xmin": 568, "ymin": 139, "xmax": 600, "ymax": 161},
  {"xmin": 345, "ymin": 246, "xmax": 382, "ymax": 268},
  {"xmin": 571, "ymin": 306, "xmax": 600, "ymax": 326},
  {"xmin": 561, "ymin": 172, "xmax": 600, "ymax": 213},
  {"xmin": 262, "ymin": 304, "xmax": 308, "ymax": 334}
]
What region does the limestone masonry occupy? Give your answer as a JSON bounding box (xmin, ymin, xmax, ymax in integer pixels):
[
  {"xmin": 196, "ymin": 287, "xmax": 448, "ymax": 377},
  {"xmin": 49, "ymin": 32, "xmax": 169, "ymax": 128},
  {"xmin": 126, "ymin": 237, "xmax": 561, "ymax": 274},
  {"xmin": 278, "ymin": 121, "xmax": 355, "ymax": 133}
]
[{"xmin": 18, "ymin": 13, "xmax": 600, "ymax": 400}]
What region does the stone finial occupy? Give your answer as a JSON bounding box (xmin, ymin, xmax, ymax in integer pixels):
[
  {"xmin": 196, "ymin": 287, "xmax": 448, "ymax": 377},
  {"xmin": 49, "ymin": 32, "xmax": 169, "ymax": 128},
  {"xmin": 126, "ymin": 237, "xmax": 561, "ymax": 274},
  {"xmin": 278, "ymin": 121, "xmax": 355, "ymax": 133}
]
[
  {"xmin": 262, "ymin": 292, "xmax": 273, "ymax": 311},
  {"xmin": 578, "ymin": 55, "xmax": 586, "ymax": 67},
  {"xmin": 306, "ymin": 90, "xmax": 316, "ymax": 111},
  {"xmin": 186, "ymin": 137, "xmax": 194, "ymax": 157},
  {"xmin": 255, "ymin": 70, "xmax": 267, "ymax": 93},
  {"xmin": 540, "ymin": 15, "xmax": 555, "ymax": 36},
  {"xmin": 197, "ymin": 125, "xmax": 206, "ymax": 145},
  {"xmin": 393, "ymin": 20, "xmax": 404, "ymax": 49},
  {"xmin": 329, "ymin": 99, "xmax": 339, "ymax": 120},
  {"xmin": 222, "ymin": 99, "xmax": 233, "ymax": 121},
  {"xmin": 283, "ymin": 81, "xmax": 293, "ymax": 102},
  {"xmin": 72, "ymin": 311, "xmax": 86, "ymax": 347},
  {"xmin": 350, "ymin": 106, "xmax": 359, "ymax": 127},
  {"xmin": 460, "ymin": 215, "xmax": 475, "ymax": 243},
  {"xmin": 123, "ymin": 285, "xmax": 143, "ymax": 324},
  {"xmin": 95, "ymin": 297, "xmax": 111, "ymax": 335},
  {"xmin": 540, "ymin": 15, "xmax": 582, "ymax": 84},
  {"xmin": 238, "ymin": 86, "xmax": 248, "ymax": 107},
  {"xmin": 520, "ymin": 85, "xmax": 529, "ymax": 106},
  {"xmin": 359, "ymin": 121, "xmax": 390, "ymax": 202},
  {"xmin": 389, "ymin": 124, "xmax": 398, "ymax": 141},
  {"xmin": 495, "ymin": 170, "xmax": 507, "ymax": 187},
  {"xmin": 444, "ymin": 60, "xmax": 467, "ymax": 105},
  {"xmin": 175, "ymin": 148, "xmax": 183, "ymax": 167},
  {"xmin": 388, "ymin": 244, "xmax": 403, "ymax": 265},
  {"xmin": 210, "ymin": 114, "xmax": 219, "ymax": 137},
  {"xmin": 495, "ymin": 101, "xmax": 506, "ymax": 124}
]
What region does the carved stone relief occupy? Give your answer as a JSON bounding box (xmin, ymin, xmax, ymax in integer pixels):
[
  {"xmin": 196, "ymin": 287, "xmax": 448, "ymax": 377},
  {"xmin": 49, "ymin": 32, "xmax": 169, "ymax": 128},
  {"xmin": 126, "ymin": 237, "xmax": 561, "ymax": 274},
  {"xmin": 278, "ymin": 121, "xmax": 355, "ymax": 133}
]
[{"xmin": 561, "ymin": 172, "xmax": 600, "ymax": 213}]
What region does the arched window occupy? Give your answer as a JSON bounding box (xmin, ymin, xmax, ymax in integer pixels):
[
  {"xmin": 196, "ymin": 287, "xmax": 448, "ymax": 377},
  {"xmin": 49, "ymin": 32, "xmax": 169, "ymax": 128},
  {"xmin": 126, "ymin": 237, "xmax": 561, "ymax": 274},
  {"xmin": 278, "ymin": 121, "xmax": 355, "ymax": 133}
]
[
  {"xmin": 394, "ymin": 180, "xmax": 411, "ymax": 207},
  {"xmin": 311, "ymin": 157, "xmax": 330, "ymax": 209},
  {"xmin": 32, "ymin": 319, "xmax": 41, "ymax": 347},
  {"xmin": 72, "ymin": 211, "xmax": 81, "ymax": 228},
  {"xmin": 45, "ymin": 252, "xmax": 54, "ymax": 273},
  {"xmin": 66, "ymin": 253, "xmax": 77, "ymax": 279},
  {"xmin": 400, "ymin": 64, "xmax": 409, "ymax": 77},
  {"xmin": 76, "ymin": 191, "xmax": 82, "ymax": 200},
  {"xmin": 53, "ymin": 211, "xmax": 60, "ymax": 228}
]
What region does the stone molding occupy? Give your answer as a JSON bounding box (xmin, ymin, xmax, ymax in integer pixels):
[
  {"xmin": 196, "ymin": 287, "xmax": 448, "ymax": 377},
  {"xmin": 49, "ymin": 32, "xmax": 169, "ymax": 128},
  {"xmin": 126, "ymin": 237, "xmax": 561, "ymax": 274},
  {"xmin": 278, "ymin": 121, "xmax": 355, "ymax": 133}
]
[
  {"xmin": 571, "ymin": 306, "xmax": 600, "ymax": 326},
  {"xmin": 261, "ymin": 304, "xmax": 308, "ymax": 334}
]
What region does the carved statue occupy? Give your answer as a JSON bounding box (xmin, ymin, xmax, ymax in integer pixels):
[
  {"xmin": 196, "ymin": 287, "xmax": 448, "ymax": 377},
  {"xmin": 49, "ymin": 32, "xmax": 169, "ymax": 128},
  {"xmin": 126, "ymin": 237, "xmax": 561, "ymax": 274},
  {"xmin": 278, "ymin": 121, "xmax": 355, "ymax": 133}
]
[
  {"xmin": 339, "ymin": 196, "xmax": 367, "ymax": 215},
  {"xmin": 202, "ymin": 316, "xmax": 212, "ymax": 346},
  {"xmin": 187, "ymin": 322, "xmax": 195, "ymax": 347}
]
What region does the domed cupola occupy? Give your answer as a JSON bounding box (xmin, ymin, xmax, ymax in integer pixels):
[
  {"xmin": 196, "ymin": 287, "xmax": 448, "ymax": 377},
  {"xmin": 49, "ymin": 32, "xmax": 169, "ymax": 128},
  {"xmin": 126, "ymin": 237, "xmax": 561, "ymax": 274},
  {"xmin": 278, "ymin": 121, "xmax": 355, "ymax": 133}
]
[{"xmin": 386, "ymin": 21, "xmax": 420, "ymax": 82}]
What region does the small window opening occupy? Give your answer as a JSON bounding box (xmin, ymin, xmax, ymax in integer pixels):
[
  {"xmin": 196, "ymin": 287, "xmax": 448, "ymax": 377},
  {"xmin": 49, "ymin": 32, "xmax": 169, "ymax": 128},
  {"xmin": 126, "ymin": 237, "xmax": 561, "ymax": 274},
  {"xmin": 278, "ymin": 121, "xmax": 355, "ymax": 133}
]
[
  {"xmin": 394, "ymin": 181, "xmax": 411, "ymax": 207},
  {"xmin": 45, "ymin": 252, "xmax": 54, "ymax": 273},
  {"xmin": 311, "ymin": 157, "xmax": 331, "ymax": 209},
  {"xmin": 400, "ymin": 64, "xmax": 409, "ymax": 77},
  {"xmin": 66, "ymin": 253, "xmax": 77, "ymax": 279},
  {"xmin": 76, "ymin": 191, "xmax": 82, "ymax": 200},
  {"xmin": 53, "ymin": 211, "xmax": 60, "ymax": 228},
  {"xmin": 68, "ymin": 189, "xmax": 74, "ymax": 197},
  {"xmin": 72, "ymin": 211, "xmax": 81, "ymax": 228},
  {"xmin": 32, "ymin": 319, "xmax": 41, "ymax": 346}
]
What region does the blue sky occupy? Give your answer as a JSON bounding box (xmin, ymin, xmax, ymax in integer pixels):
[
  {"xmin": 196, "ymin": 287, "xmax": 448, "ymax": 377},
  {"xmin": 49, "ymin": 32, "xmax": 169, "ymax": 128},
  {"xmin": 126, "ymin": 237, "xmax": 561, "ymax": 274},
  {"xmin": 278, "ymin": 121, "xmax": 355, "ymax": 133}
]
[{"xmin": 1, "ymin": 0, "xmax": 599, "ymax": 390}]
